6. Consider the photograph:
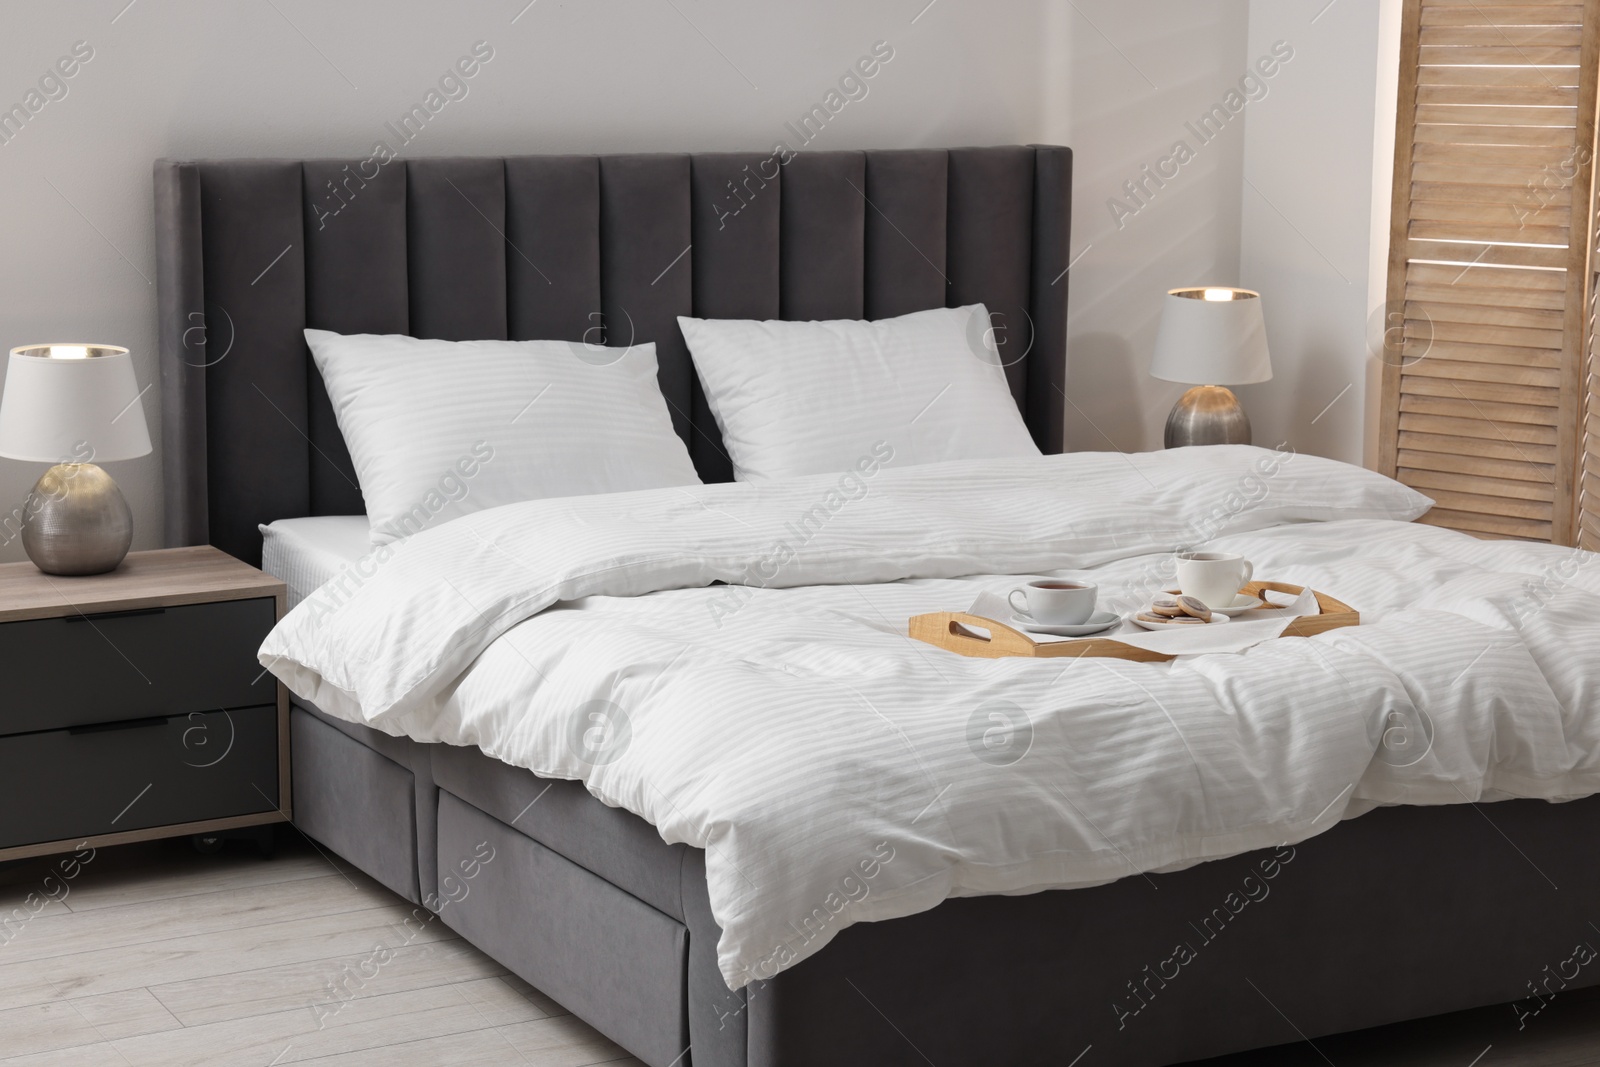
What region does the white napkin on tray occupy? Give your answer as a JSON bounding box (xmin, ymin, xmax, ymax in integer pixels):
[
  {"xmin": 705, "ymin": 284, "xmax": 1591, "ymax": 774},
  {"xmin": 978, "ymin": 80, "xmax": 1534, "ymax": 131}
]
[{"xmin": 966, "ymin": 586, "xmax": 1320, "ymax": 658}]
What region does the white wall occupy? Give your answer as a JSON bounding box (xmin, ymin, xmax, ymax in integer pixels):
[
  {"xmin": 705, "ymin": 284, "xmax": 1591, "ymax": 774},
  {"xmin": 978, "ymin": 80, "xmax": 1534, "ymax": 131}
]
[
  {"xmin": 1238, "ymin": 0, "xmax": 1401, "ymax": 465},
  {"xmin": 1040, "ymin": 0, "xmax": 1255, "ymax": 452},
  {"xmin": 0, "ymin": 0, "xmax": 1048, "ymax": 563}
]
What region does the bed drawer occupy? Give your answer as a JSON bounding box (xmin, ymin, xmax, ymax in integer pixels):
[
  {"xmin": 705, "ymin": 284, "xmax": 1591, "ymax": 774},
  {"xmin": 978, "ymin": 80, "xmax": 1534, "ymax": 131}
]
[
  {"xmin": 0, "ymin": 597, "xmax": 278, "ymax": 736},
  {"xmin": 291, "ymin": 706, "xmax": 422, "ymax": 904},
  {"xmin": 437, "ymin": 790, "xmax": 689, "ymax": 1067},
  {"xmin": 0, "ymin": 705, "xmax": 279, "ymax": 849}
]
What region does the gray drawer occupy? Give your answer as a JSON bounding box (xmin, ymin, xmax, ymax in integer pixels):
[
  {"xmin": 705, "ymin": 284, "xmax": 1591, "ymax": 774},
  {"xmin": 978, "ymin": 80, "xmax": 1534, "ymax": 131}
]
[
  {"xmin": 438, "ymin": 791, "xmax": 690, "ymax": 1067},
  {"xmin": 0, "ymin": 597, "xmax": 277, "ymax": 736},
  {"xmin": 0, "ymin": 705, "xmax": 279, "ymax": 849}
]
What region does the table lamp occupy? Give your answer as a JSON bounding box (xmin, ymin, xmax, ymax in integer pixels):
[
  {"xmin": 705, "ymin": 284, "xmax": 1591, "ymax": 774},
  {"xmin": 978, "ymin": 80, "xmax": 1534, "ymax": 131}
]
[
  {"xmin": 1150, "ymin": 287, "xmax": 1272, "ymax": 447},
  {"xmin": 0, "ymin": 344, "xmax": 151, "ymax": 575}
]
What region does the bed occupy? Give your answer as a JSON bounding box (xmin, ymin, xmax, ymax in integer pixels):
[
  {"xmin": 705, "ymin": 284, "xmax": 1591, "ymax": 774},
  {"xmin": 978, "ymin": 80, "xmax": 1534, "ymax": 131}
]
[{"xmin": 155, "ymin": 148, "xmax": 1600, "ymax": 1067}]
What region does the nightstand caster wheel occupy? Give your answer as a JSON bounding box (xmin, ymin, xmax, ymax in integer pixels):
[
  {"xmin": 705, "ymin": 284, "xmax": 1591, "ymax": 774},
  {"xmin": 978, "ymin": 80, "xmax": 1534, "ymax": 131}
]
[{"xmin": 191, "ymin": 833, "xmax": 226, "ymax": 855}]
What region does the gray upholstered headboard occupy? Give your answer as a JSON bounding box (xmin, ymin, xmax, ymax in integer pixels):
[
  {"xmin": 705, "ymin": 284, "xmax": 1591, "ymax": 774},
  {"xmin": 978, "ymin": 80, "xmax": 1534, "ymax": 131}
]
[{"xmin": 155, "ymin": 146, "xmax": 1072, "ymax": 565}]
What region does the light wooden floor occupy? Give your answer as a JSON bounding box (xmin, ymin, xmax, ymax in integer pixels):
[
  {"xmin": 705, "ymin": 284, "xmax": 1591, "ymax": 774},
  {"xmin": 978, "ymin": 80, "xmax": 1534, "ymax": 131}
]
[
  {"xmin": 0, "ymin": 833, "xmax": 643, "ymax": 1066},
  {"xmin": 3, "ymin": 831, "xmax": 1598, "ymax": 1067}
]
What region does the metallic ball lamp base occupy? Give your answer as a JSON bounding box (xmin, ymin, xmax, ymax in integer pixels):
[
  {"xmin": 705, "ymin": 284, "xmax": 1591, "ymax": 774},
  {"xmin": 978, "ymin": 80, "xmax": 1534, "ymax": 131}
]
[
  {"xmin": 1163, "ymin": 385, "xmax": 1252, "ymax": 448},
  {"xmin": 20, "ymin": 463, "xmax": 133, "ymax": 576}
]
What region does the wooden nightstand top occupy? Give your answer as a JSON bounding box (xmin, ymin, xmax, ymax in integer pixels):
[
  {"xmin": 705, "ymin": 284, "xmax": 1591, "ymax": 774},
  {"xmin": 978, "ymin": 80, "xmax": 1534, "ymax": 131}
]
[{"xmin": 0, "ymin": 545, "xmax": 284, "ymax": 624}]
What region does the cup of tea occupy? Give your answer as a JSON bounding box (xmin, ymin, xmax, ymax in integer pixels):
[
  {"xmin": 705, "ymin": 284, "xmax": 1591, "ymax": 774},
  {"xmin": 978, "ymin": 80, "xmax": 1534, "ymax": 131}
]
[
  {"xmin": 1175, "ymin": 552, "xmax": 1253, "ymax": 609},
  {"xmin": 1008, "ymin": 580, "xmax": 1097, "ymax": 625}
]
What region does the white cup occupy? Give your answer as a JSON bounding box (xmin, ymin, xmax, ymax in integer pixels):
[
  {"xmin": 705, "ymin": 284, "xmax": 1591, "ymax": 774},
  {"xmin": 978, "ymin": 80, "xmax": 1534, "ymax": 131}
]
[
  {"xmin": 1008, "ymin": 580, "xmax": 1097, "ymax": 625},
  {"xmin": 1176, "ymin": 552, "xmax": 1254, "ymax": 609}
]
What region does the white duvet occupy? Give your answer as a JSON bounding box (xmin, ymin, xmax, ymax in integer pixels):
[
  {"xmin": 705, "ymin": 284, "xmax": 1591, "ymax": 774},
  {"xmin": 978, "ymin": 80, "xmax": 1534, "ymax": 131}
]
[{"xmin": 260, "ymin": 447, "xmax": 1600, "ymax": 989}]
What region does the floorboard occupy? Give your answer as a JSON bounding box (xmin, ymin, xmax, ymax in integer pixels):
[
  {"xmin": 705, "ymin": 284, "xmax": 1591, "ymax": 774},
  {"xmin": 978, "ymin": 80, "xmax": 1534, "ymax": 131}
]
[{"xmin": 1, "ymin": 833, "xmax": 1595, "ymax": 1066}]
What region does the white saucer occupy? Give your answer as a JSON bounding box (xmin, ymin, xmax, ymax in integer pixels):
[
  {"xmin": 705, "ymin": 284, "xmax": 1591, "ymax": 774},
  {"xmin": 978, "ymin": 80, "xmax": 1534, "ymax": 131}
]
[
  {"xmin": 1132, "ymin": 611, "xmax": 1231, "ymax": 631},
  {"xmin": 1008, "ymin": 610, "xmax": 1122, "ymax": 637},
  {"xmin": 1163, "ymin": 590, "xmax": 1265, "ymax": 617}
]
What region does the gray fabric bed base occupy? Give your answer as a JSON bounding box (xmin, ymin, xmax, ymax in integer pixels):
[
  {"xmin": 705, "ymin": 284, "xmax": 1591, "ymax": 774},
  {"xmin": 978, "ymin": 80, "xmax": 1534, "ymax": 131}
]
[{"xmin": 290, "ymin": 701, "xmax": 1600, "ymax": 1067}]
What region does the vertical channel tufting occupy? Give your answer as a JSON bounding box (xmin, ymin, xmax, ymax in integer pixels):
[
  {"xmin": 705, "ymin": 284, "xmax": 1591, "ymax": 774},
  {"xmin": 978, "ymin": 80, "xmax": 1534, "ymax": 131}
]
[
  {"xmin": 599, "ymin": 154, "xmax": 697, "ymax": 462},
  {"xmin": 1027, "ymin": 145, "xmax": 1072, "ymax": 455},
  {"xmin": 692, "ymin": 153, "xmax": 782, "ymax": 320},
  {"xmin": 303, "ymin": 160, "xmax": 410, "ymax": 335},
  {"xmin": 505, "ymin": 156, "xmax": 602, "ymax": 343},
  {"xmin": 160, "ymin": 146, "xmax": 1072, "ymax": 558},
  {"xmin": 779, "ymin": 152, "xmax": 865, "ymax": 321},
  {"xmin": 690, "ymin": 153, "xmax": 782, "ymax": 481},
  {"xmin": 302, "ymin": 160, "xmax": 409, "ymax": 517},
  {"xmin": 863, "ymin": 150, "xmax": 948, "ymax": 320},
  {"xmin": 199, "ymin": 161, "xmax": 307, "ymax": 566},
  {"xmin": 947, "ymin": 146, "xmax": 1035, "ymax": 406},
  {"xmin": 407, "ymin": 158, "xmax": 508, "ymax": 341}
]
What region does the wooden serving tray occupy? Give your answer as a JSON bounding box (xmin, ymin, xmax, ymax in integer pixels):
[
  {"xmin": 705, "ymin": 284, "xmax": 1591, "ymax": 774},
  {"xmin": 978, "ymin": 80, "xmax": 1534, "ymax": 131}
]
[{"xmin": 908, "ymin": 581, "xmax": 1358, "ymax": 663}]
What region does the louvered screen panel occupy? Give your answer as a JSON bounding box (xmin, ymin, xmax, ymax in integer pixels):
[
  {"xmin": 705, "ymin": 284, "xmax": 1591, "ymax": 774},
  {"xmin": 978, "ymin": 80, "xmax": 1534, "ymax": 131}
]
[
  {"xmin": 1380, "ymin": 0, "xmax": 1600, "ymax": 543},
  {"xmin": 1582, "ymin": 221, "xmax": 1600, "ymax": 549}
]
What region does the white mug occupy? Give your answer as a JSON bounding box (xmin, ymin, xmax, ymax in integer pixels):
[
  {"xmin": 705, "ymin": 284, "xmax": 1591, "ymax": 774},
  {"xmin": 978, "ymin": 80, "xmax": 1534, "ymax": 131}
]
[
  {"xmin": 1176, "ymin": 552, "xmax": 1253, "ymax": 609},
  {"xmin": 1008, "ymin": 580, "xmax": 1097, "ymax": 625}
]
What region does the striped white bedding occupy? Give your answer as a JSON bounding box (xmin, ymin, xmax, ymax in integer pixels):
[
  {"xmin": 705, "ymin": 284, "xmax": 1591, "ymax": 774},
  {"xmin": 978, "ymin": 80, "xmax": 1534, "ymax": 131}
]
[{"xmin": 260, "ymin": 446, "xmax": 1600, "ymax": 989}]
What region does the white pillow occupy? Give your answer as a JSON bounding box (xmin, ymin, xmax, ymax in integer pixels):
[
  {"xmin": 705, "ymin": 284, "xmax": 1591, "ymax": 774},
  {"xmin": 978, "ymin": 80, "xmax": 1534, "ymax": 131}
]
[
  {"xmin": 678, "ymin": 304, "xmax": 1041, "ymax": 482},
  {"xmin": 304, "ymin": 330, "xmax": 701, "ymax": 544}
]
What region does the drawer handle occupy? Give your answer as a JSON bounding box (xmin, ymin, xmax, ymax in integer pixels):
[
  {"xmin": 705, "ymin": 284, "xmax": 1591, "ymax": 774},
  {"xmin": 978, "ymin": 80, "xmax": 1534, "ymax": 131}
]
[
  {"xmin": 65, "ymin": 606, "xmax": 167, "ymax": 623},
  {"xmin": 68, "ymin": 716, "xmax": 170, "ymax": 735}
]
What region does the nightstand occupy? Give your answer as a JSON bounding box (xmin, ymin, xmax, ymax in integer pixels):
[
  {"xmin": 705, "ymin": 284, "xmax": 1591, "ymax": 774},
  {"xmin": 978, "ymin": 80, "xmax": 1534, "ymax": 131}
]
[{"xmin": 0, "ymin": 545, "xmax": 288, "ymax": 861}]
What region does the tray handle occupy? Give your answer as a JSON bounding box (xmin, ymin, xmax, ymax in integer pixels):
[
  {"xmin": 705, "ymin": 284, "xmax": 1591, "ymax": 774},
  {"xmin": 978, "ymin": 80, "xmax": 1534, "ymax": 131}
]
[
  {"xmin": 1243, "ymin": 579, "xmax": 1358, "ymax": 619},
  {"xmin": 909, "ymin": 612, "xmax": 1041, "ymax": 658}
]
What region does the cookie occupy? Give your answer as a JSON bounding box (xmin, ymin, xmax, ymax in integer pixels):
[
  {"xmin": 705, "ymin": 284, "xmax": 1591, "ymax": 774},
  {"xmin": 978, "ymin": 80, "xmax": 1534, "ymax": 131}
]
[
  {"xmin": 1176, "ymin": 595, "xmax": 1212, "ymax": 622},
  {"xmin": 1138, "ymin": 612, "xmax": 1205, "ymax": 626}
]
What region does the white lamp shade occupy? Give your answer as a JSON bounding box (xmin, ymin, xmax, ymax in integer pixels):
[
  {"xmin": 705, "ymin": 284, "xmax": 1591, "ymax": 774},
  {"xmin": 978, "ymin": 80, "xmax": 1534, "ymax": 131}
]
[
  {"xmin": 0, "ymin": 345, "xmax": 152, "ymax": 464},
  {"xmin": 1149, "ymin": 287, "xmax": 1273, "ymax": 386}
]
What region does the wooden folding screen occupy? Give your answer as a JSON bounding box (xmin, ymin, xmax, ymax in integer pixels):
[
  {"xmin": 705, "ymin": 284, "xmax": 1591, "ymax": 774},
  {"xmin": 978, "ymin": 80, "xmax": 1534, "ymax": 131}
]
[{"xmin": 1379, "ymin": 0, "xmax": 1600, "ymax": 543}]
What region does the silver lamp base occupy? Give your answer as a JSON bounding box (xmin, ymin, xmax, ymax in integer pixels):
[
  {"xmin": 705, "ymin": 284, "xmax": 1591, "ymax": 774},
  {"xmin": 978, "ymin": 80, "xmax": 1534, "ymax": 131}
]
[
  {"xmin": 20, "ymin": 463, "xmax": 133, "ymax": 576},
  {"xmin": 1163, "ymin": 385, "xmax": 1252, "ymax": 448}
]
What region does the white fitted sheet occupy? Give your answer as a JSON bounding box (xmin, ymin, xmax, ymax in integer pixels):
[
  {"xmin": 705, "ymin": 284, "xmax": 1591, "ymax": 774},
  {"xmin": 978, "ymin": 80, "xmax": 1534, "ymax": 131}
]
[{"xmin": 260, "ymin": 515, "xmax": 371, "ymax": 609}]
